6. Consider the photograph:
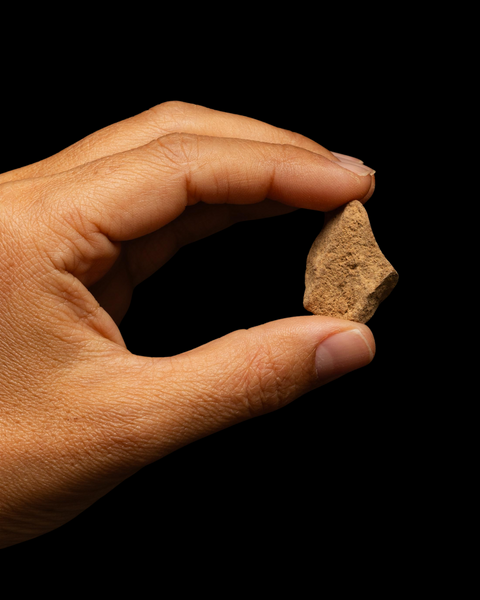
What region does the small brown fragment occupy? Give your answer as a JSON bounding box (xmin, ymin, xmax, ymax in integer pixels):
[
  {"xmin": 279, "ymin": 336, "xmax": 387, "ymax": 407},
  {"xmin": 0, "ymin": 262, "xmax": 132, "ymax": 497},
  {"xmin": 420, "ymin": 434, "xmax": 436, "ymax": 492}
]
[{"xmin": 304, "ymin": 201, "xmax": 398, "ymax": 323}]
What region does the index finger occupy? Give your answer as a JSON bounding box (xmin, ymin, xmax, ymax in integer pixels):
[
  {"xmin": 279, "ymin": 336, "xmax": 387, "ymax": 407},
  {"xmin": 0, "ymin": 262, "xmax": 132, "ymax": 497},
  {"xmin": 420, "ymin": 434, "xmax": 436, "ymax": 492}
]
[
  {"xmin": 0, "ymin": 102, "xmax": 360, "ymax": 184},
  {"xmin": 40, "ymin": 132, "xmax": 375, "ymax": 243}
]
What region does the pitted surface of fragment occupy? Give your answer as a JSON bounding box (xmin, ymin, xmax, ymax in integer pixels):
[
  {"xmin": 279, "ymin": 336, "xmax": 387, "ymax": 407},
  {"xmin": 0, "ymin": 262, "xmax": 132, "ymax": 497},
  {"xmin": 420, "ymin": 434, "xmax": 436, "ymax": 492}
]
[{"xmin": 304, "ymin": 201, "xmax": 398, "ymax": 323}]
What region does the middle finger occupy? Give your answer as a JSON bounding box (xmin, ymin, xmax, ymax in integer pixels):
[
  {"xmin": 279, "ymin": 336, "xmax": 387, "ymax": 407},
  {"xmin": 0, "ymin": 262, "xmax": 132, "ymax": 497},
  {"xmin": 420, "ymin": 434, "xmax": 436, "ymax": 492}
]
[{"xmin": 1, "ymin": 101, "xmax": 353, "ymax": 184}]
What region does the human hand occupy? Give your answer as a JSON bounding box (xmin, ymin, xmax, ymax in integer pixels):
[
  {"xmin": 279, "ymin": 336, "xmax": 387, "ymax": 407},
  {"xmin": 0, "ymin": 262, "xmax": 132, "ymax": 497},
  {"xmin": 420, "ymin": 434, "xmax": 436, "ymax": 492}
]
[{"xmin": 0, "ymin": 101, "xmax": 376, "ymax": 548}]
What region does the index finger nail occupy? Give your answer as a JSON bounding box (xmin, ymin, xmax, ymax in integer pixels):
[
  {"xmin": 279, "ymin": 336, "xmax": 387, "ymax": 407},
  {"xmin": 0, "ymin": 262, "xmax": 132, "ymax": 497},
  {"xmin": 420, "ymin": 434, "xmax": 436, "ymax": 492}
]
[
  {"xmin": 334, "ymin": 155, "xmax": 376, "ymax": 177},
  {"xmin": 331, "ymin": 152, "xmax": 364, "ymax": 164}
]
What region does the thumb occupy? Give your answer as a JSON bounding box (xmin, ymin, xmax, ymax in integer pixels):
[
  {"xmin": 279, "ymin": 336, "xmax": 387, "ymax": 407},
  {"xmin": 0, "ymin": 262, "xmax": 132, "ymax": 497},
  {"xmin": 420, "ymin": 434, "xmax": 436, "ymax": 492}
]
[{"xmin": 126, "ymin": 316, "xmax": 375, "ymax": 463}]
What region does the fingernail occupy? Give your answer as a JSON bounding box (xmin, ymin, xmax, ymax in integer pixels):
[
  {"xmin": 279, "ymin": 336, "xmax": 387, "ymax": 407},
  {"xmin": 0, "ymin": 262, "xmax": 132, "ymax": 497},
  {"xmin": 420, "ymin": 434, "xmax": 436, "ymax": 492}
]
[
  {"xmin": 331, "ymin": 152, "xmax": 364, "ymax": 164},
  {"xmin": 334, "ymin": 155, "xmax": 375, "ymax": 177},
  {"xmin": 315, "ymin": 329, "xmax": 375, "ymax": 383}
]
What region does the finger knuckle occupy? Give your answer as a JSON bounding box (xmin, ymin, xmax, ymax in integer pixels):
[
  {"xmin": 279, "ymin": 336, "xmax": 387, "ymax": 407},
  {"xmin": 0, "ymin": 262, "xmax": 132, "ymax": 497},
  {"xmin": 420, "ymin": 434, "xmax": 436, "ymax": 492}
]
[
  {"xmin": 152, "ymin": 132, "xmax": 200, "ymax": 168},
  {"xmin": 146, "ymin": 100, "xmax": 193, "ymax": 131},
  {"xmin": 235, "ymin": 334, "xmax": 291, "ymax": 417},
  {"xmin": 156, "ymin": 100, "xmax": 190, "ymax": 115}
]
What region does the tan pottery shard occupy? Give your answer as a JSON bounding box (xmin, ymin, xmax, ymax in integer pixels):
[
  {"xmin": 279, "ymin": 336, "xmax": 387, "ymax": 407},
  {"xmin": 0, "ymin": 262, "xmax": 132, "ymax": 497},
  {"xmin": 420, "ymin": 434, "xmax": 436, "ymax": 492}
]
[{"xmin": 304, "ymin": 201, "xmax": 398, "ymax": 323}]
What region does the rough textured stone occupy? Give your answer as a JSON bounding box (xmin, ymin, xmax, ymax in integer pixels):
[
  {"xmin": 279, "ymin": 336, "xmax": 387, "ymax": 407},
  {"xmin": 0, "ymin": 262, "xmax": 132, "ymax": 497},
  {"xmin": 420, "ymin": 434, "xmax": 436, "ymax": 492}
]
[{"xmin": 304, "ymin": 201, "xmax": 398, "ymax": 323}]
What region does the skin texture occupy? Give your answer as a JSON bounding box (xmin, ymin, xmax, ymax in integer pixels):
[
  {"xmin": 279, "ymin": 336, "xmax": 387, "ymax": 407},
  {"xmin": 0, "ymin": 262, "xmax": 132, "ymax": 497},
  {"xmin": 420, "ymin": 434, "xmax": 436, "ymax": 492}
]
[{"xmin": 0, "ymin": 101, "xmax": 376, "ymax": 548}]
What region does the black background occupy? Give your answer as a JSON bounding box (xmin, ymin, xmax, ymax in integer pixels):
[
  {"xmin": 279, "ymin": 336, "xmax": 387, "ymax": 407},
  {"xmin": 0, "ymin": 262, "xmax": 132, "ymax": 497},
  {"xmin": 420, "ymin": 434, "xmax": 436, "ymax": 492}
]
[{"xmin": 1, "ymin": 41, "xmax": 418, "ymax": 571}]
